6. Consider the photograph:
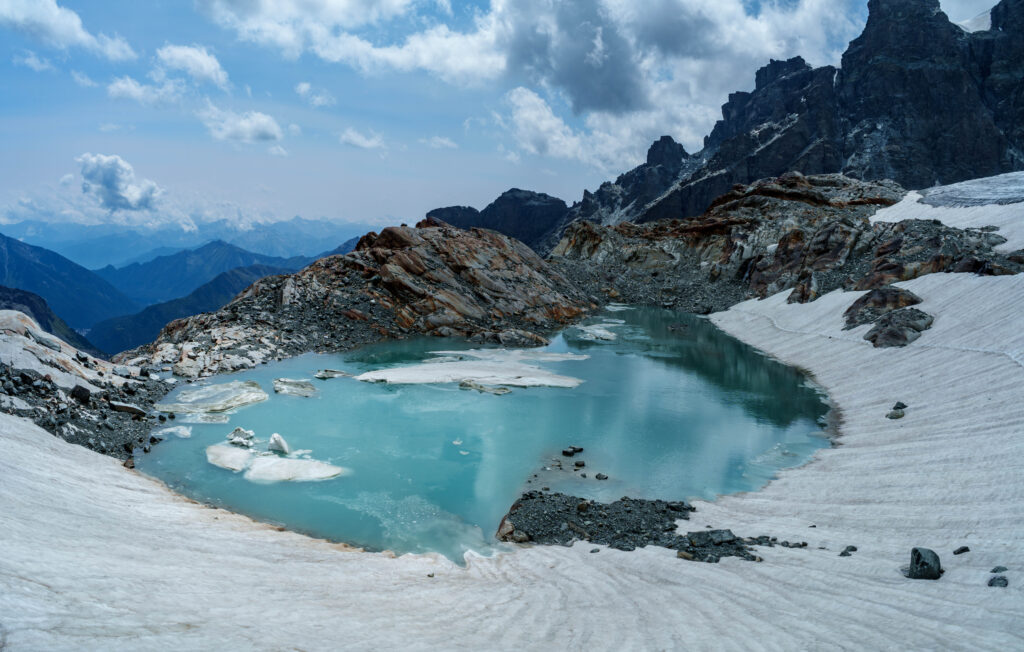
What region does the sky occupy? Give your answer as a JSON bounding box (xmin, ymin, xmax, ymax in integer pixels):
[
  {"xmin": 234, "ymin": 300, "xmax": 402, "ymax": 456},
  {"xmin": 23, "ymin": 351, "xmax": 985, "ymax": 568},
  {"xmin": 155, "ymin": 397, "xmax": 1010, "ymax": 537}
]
[{"xmin": 0, "ymin": 0, "xmax": 996, "ymax": 232}]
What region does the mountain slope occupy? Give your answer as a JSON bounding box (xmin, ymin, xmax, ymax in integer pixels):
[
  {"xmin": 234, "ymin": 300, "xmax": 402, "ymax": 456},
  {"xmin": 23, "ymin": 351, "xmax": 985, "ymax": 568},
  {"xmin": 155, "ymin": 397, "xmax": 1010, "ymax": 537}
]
[
  {"xmin": 88, "ymin": 264, "xmax": 291, "ymax": 355},
  {"xmin": 93, "ymin": 241, "xmax": 315, "ymax": 305},
  {"xmin": 0, "ymin": 232, "xmax": 139, "ymax": 329},
  {"xmin": 0, "ymin": 286, "xmax": 102, "ymax": 356}
]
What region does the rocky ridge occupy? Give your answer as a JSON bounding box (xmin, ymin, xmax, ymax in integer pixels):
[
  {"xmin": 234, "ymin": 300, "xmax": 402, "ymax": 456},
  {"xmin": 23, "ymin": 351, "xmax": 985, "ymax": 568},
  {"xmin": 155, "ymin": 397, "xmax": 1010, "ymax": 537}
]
[
  {"xmin": 0, "ymin": 311, "xmax": 171, "ymax": 461},
  {"xmin": 550, "ymin": 173, "xmax": 1023, "ymax": 340},
  {"xmin": 117, "ymin": 220, "xmax": 592, "ymax": 377}
]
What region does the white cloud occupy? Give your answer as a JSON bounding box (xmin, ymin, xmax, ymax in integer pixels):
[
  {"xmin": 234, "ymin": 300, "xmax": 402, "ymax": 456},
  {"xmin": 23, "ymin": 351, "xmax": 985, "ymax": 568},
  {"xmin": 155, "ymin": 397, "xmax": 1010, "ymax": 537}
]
[
  {"xmin": 505, "ymin": 87, "xmax": 583, "ymax": 160},
  {"xmin": 0, "ymin": 0, "xmax": 135, "ymax": 61},
  {"xmin": 268, "ymin": 145, "xmax": 289, "ymax": 157},
  {"xmin": 71, "ymin": 70, "xmax": 96, "ymax": 87},
  {"xmin": 107, "ymin": 76, "xmax": 184, "ymax": 106},
  {"xmin": 196, "ymin": 0, "xmax": 879, "ymax": 170},
  {"xmin": 288, "ymin": 123, "xmax": 302, "ymax": 136},
  {"xmin": 156, "ymin": 44, "xmax": 230, "ymax": 88},
  {"xmin": 12, "ymin": 50, "xmax": 53, "ymax": 72},
  {"xmin": 198, "ymin": 103, "xmax": 284, "ymax": 143},
  {"xmin": 419, "ymin": 136, "xmax": 458, "ymax": 150},
  {"xmin": 339, "ymin": 127, "xmax": 384, "ymax": 150},
  {"xmin": 295, "ymin": 81, "xmax": 336, "ymax": 107},
  {"xmin": 76, "ymin": 153, "xmax": 163, "ymax": 212},
  {"xmin": 198, "ymin": 0, "xmax": 418, "ymax": 55},
  {"xmin": 59, "ymin": 173, "xmax": 74, "ymax": 186}
]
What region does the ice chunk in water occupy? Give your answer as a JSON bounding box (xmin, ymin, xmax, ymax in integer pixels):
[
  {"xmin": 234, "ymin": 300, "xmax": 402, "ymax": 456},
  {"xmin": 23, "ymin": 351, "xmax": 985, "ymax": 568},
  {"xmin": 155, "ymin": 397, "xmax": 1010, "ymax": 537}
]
[
  {"xmin": 156, "ymin": 381, "xmax": 268, "ymax": 413},
  {"xmin": 268, "ymin": 433, "xmax": 291, "ymax": 455},
  {"xmin": 243, "ymin": 457, "xmax": 348, "ymax": 483},
  {"xmin": 273, "ymin": 378, "xmax": 317, "ymax": 397}
]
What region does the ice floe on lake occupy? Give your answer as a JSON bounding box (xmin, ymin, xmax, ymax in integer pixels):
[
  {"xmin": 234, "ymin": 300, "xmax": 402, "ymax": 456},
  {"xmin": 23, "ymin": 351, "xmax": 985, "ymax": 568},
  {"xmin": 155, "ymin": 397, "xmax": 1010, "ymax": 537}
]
[
  {"xmin": 155, "ymin": 381, "xmax": 269, "ymax": 414},
  {"xmin": 354, "ymin": 348, "xmax": 587, "ymax": 388},
  {"xmin": 205, "ymin": 440, "xmax": 348, "ymax": 483},
  {"xmin": 273, "ymin": 378, "xmax": 318, "ymax": 397},
  {"xmin": 155, "ymin": 425, "xmax": 192, "ymax": 439}
]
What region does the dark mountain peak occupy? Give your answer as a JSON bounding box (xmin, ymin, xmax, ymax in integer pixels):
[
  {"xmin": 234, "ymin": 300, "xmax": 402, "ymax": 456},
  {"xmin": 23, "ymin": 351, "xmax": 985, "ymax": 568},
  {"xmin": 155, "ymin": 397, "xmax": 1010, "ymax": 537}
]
[
  {"xmin": 646, "ymin": 136, "xmax": 688, "ymax": 167},
  {"xmin": 490, "ymin": 188, "xmax": 567, "ymax": 210},
  {"xmin": 754, "ymin": 56, "xmax": 811, "ymax": 90},
  {"xmin": 847, "ymin": 0, "xmax": 960, "ymax": 66},
  {"xmin": 992, "ymin": 0, "xmax": 1024, "ymax": 31}
]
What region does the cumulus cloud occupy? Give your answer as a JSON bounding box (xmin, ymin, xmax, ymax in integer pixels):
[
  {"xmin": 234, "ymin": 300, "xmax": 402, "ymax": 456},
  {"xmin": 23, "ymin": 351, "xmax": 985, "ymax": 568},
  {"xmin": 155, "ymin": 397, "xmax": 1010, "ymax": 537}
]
[
  {"xmin": 0, "ymin": 0, "xmax": 135, "ymax": 61},
  {"xmin": 156, "ymin": 44, "xmax": 230, "ymax": 88},
  {"xmin": 12, "ymin": 50, "xmax": 54, "ymax": 72},
  {"xmin": 295, "ymin": 81, "xmax": 336, "ymax": 107},
  {"xmin": 268, "ymin": 145, "xmax": 288, "ymax": 157},
  {"xmin": 505, "ymin": 87, "xmax": 583, "ymax": 160},
  {"xmin": 198, "ymin": 103, "xmax": 284, "ymax": 143},
  {"xmin": 195, "ymin": 0, "xmax": 880, "ymax": 169},
  {"xmin": 198, "ymin": 0, "xmax": 418, "ymax": 55},
  {"xmin": 420, "ymin": 136, "xmax": 458, "ymax": 149},
  {"xmin": 339, "ymin": 127, "xmax": 384, "ymax": 149},
  {"xmin": 71, "ymin": 70, "xmax": 96, "ymax": 87},
  {"xmin": 107, "ymin": 75, "xmax": 185, "ymax": 105},
  {"xmin": 76, "ymin": 153, "xmax": 163, "ymax": 212}
]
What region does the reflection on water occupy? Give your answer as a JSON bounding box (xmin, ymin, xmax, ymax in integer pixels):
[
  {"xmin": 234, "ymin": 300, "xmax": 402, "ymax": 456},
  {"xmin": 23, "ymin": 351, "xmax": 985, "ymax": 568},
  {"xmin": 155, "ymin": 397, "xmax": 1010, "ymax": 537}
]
[{"xmin": 138, "ymin": 307, "xmax": 829, "ymax": 563}]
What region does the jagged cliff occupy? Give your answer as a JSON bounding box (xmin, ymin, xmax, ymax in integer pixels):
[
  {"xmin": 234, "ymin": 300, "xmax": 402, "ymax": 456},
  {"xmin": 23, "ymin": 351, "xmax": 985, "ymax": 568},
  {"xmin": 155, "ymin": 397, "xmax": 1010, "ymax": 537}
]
[{"xmin": 430, "ymin": 0, "xmax": 1024, "ymax": 254}]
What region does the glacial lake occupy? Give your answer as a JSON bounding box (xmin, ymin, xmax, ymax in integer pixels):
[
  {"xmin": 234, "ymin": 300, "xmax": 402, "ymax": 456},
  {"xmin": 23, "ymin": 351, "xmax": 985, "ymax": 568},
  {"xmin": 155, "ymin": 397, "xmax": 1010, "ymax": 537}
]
[{"xmin": 138, "ymin": 307, "xmax": 830, "ymax": 563}]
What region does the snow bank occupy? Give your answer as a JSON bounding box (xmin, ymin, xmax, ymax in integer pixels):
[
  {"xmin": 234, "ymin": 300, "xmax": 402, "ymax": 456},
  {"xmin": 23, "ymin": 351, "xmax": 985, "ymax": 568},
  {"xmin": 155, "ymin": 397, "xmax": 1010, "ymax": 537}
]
[
  {"xmin": 355, "ymin": 349, "xmax": 587, "ymax": 388},
  {"xmin": 872, "ymin": 172, "xmax": 1024, "ymax": 251},
  {"xmin": 155, "ymin": 381, "xmax": 268, "ymax": 413},
  {"xmin": 1, "ymin": 274, "xmax": 1022, "ymax": 648}
]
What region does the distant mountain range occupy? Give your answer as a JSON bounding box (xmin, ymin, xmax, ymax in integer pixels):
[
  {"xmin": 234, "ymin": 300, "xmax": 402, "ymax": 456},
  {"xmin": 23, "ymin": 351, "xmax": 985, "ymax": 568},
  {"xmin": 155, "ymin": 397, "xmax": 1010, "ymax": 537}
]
[
  {"xmin": 1, "ymin": 216, "xmax": 374, "ymax": 269},
  {"xmin": 429, "ymin": 0, "xmax": 1024, "ymax": 254},
  {"xmin": 93, "ymin": 240, "xmax": 317, "ymax": 306},
  {"xmin": 0, "ymin": 285, "xmax": 102, "ymax": 356},
  {"xmin": 88, "ymin": 264, "xmax": 292, "ymax": 355},
  {"xmin": 0, "ymin": 231, "xmax": 139, "ymax": 329}
]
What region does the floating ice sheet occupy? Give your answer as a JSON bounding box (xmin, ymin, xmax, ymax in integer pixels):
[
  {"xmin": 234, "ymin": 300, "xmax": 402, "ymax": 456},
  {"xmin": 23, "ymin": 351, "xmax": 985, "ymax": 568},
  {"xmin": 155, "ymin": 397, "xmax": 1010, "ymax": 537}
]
[
  {"xmin": 354, "ymin": 348, "xmax": 586, "ymax": 388},
  {"xmin": 156, "ymin": 381, "xmax": 268, "ymax": 414}
]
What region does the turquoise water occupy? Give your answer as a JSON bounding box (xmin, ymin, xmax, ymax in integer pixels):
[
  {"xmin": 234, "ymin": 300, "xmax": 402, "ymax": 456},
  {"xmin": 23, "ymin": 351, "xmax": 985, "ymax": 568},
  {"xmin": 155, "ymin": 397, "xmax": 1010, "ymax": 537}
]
[{"xmin": 138, "ymin": 308, "xmax": 829, "ymax": 562}]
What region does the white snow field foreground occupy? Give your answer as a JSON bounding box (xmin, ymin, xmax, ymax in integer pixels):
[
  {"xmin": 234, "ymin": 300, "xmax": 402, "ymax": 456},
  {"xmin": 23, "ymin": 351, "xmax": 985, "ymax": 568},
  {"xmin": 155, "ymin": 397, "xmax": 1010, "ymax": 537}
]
[{"xmin": 1, "ymin": 271, "xmax": 1021, "ymax": 650}]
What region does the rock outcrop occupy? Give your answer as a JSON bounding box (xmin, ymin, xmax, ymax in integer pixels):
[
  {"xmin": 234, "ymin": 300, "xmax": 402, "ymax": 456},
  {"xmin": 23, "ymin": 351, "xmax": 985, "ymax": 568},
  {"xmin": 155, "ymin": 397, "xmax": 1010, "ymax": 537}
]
[
  {"xmin": 0, "ymin": 310, "xmax": 172, "ymax": 460},
  {"xmin": 551, "ymin": 173, "xmax": 1023, "ymax": 317},
  {"xmin": 119, "ymin": 220, "xmax": 592, "ymax": 377}
]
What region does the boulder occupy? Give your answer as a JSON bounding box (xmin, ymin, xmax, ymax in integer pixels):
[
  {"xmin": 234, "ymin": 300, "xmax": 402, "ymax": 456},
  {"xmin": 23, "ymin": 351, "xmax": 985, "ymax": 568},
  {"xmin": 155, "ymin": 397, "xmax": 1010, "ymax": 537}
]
[
  {"xmin": 843, "ymin": 287, "xmax": 923, "ymax": 329},
  {"xmin": 864, "ymin": 308, "xmax": 934, "ymax": 348},
  {"xmin": 109, "ymin": 400, "xmax": 146, "ymax": 416},
  {"xmin": 907, "ymin": 547, "xmax": 942, "ymax": 580}
]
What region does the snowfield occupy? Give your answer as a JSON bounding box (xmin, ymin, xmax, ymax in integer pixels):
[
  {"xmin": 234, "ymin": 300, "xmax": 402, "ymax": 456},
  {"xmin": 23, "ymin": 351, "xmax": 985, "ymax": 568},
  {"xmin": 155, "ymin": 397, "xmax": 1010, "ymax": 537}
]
[{"xmin": 2, "ymin": 175, "xmax": 1023, "ymax": 649}]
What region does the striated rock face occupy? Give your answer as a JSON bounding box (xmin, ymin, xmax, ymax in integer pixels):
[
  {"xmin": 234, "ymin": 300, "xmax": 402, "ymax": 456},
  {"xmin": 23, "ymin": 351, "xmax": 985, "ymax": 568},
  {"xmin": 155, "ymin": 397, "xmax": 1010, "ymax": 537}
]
[
  {"xmin": 551, "ymin": 173, "xmax": 1023, "ymax": 315},
  {"xmin": 119, "ymin": 220, "xmax": 591, "ymax": 377}
]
